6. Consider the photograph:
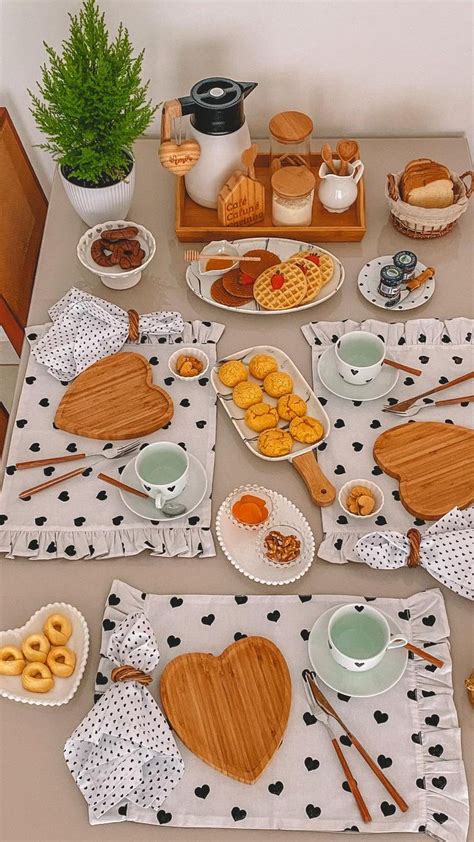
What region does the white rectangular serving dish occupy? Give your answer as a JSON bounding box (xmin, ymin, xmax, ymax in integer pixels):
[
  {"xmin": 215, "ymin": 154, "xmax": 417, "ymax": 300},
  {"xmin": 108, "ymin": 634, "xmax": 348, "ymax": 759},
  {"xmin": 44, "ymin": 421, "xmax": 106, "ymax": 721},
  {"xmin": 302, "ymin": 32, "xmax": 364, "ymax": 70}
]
[{"xmin": 211, "ymin": 345, "xmax": 330, "ymax": 462}]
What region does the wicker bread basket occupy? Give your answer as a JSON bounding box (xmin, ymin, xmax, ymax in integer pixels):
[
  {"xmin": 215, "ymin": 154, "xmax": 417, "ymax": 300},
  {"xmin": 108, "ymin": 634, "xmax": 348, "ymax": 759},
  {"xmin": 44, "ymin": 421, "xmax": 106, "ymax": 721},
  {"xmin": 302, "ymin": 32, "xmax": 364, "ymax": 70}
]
[{"xmin": 386, "ymin": 169, "xmax": 473, "ymax": 239}]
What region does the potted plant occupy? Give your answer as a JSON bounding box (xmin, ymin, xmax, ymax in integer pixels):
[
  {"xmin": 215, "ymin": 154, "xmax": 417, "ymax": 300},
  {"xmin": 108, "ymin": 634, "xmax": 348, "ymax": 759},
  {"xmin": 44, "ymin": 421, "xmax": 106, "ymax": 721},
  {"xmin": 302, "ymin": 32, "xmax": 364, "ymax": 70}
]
[{"xmin": 29, "ymin": 0, "xmax": 157, "ymax": 225}]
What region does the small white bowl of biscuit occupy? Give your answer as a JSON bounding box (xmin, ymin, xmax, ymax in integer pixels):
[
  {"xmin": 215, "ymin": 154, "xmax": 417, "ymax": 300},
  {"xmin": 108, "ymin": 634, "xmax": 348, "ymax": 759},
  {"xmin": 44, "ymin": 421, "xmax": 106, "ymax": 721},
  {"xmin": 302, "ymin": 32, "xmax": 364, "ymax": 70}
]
[
  {"xmin": 338, "ymin": 479, "xmax": 384, "ymax": 519},
  {"xmin": 0, "ymin": 602, "xmax": 89, "ymax": 706},
  {"xmin": 77, "ymin": 220, "xmax": 156, "ymax": 290}
]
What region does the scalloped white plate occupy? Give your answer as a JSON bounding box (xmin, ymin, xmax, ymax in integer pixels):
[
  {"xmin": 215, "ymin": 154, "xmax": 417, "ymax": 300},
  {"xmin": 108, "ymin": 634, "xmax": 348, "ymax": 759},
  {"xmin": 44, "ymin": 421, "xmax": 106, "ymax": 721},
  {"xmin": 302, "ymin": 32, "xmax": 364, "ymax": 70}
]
[
  {"xmin": 0, "ymin": 602, "xmax": 89, "ymax": 706},
  {"xmin": 216, "ymin": 485, "xmax": 315, "ymax": 585}
]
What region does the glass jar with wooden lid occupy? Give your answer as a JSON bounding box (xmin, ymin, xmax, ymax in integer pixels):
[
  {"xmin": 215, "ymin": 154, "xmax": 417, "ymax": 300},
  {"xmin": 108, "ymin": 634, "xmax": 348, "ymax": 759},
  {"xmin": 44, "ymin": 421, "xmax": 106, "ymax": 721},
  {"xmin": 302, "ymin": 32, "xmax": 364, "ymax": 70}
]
[
  {"xmin": 271, "ymin": 165, "xmax": 316, "ymax": 226},
  {"xmin": 269, "ymin": 111, "xmax": 313, "ymax": 169}
]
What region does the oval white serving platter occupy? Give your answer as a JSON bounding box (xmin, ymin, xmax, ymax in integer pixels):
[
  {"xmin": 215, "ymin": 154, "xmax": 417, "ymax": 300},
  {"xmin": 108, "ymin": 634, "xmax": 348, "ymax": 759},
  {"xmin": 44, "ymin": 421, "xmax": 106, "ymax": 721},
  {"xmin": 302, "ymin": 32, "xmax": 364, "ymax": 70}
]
[
  {"xmin": 186, "ymin": 237, "xmax": 344, "ymax": 315},
  {"xmin": 0, "ymin": 602, "xmax": 89, "ymax": 706},
  {"xmin": 216, "ymin": 485, "xmax": 315, "ymax": 585},
  {"xmin": 211, "ymin": 345, "xmax": 330, "ymax": 463}
]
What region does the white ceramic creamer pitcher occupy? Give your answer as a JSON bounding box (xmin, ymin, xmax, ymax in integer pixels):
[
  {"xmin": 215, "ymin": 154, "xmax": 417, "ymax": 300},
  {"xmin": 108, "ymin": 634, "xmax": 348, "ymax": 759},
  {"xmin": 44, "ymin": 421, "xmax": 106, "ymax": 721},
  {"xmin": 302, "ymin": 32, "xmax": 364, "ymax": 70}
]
[{"xmin": 318, "ymin": 159, "xmax": 364, "ymax": 213}]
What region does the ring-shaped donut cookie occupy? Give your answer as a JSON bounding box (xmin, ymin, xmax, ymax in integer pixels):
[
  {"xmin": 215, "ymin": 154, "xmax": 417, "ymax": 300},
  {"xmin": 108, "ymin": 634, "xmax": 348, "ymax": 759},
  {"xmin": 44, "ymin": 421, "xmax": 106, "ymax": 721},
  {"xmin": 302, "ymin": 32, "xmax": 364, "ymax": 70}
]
[
  {"xmin": 47, "ymin": 646, "xmax": 76, "ymax": 678},
  {"xmin": 43, "ymin": 613, "xmax": 72, "ymax": 646},
  {"xmin": 0, "ymin": 645, "xmax": 26, "ymax": 675},
  {"xmin": 22, "ymin": 633, "xmax": 51, "ymax": 663},
  {"xmin": 22, "ymin": 662, "xmax": 54, "ymax": 694},
  {"xmin": 91, "ymin": 238, "xmax": 114, "ymax": 267}
]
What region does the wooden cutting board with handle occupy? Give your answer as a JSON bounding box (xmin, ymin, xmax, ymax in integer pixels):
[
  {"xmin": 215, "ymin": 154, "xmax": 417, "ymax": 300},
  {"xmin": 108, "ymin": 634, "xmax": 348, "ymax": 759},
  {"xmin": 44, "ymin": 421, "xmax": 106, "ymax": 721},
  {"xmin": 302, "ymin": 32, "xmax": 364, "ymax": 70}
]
[
  {"xmin": 374, "ymin": 421, "xmax": 474, "ymax": 519},
  {"xmin": 160, "ymin": 636, "xmax": 291, "ymax": 784},
  {"xmin": 54, "ymin": 352, "xmax": 173, "ymax": 440}
]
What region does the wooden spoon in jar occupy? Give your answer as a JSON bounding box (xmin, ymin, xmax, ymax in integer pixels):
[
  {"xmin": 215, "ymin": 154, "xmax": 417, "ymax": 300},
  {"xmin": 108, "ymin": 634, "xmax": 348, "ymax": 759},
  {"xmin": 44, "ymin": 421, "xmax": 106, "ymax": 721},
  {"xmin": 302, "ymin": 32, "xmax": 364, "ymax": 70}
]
[
  {"xmin": 321, "ymin": 143, "xmax": 338, "ymax": 175},
  {"xmin": 337, "ymin": 139, "xmax": 359, "ymax": 175}
]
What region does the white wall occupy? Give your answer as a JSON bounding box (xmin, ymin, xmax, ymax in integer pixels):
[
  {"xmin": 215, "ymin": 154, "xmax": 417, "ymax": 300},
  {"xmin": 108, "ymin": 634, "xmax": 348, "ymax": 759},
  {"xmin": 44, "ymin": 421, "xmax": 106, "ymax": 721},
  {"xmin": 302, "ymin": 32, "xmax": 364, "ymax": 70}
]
[{"xmin": 1, "ymin": 0, "xmax": 472, "ymax": 195}]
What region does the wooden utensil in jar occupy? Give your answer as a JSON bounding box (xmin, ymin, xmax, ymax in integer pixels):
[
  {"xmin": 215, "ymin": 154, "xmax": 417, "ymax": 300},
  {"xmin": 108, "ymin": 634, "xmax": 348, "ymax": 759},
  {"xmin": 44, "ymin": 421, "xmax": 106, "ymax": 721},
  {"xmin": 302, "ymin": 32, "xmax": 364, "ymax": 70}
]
[
  {"xmin": 336, "ymin": 139, "xmax": 359, "ymax": 175},
  {"xmin": 321, "ymin": 143, "xmax": 338, "ymax": 174}
]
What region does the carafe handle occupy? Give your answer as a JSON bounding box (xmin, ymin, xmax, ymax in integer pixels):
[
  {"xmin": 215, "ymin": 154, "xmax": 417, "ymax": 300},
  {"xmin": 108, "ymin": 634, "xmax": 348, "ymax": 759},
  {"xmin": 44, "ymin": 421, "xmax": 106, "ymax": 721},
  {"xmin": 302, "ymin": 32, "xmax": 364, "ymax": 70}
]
[
  {"xmin": 351, "ymin": 160, "xmax": 364, "ymax": 184},
  {"xmin": 160, "ymin": 99, "xmax": 182, "ymax": 143}
]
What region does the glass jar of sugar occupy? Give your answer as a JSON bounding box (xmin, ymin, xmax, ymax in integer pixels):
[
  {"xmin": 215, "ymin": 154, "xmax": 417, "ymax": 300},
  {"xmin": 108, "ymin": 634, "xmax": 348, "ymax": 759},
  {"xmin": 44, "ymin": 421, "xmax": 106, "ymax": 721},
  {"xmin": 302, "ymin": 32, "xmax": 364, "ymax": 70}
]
[{"xmin": 271, "ymin": 166, "xmax": 316, "ymax": 226}]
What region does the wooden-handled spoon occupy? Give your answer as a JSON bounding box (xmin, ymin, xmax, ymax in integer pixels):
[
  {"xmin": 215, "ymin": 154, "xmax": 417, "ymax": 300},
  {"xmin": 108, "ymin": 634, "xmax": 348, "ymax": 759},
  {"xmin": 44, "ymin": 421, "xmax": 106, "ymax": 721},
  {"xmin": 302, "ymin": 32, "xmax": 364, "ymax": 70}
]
[
  {"xmin": 241, "ymin": 144, "xmax": 259, "ymax": 180},
  {"xmin": 321, "ymin": 143, "xmax": 338, "ymax": 175},
  {"xmin": 337, "ymin": 139, "xmax": 359, "ymax": 175}
]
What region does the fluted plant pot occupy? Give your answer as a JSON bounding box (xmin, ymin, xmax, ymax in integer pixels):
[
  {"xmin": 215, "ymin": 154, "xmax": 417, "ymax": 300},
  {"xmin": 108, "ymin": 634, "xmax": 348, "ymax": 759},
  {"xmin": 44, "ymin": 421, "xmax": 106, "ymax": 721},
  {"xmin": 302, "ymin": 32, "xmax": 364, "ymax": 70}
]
[{"xmin": 60, "ymin": 151, "xmax": 135, "ymax": 226}]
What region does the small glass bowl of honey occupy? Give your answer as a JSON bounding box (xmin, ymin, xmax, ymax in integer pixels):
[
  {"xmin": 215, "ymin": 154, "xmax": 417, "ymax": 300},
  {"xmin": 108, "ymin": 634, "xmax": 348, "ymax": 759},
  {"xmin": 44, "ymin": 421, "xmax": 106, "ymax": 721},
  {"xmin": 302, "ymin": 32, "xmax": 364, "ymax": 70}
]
[{"xmin": 198, "ymin": 240, "xmax": 240, "ymax": 279}]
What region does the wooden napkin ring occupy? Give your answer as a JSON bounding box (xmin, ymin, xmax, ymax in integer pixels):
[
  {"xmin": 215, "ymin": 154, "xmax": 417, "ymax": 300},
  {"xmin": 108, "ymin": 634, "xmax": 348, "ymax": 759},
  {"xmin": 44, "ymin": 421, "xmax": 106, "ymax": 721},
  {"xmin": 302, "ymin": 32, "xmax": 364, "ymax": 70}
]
[
  {"xmin": 127, "ymin": 309, "xmax": 140, "ymax": 343},
  {"xmin": 406, "ymin": 528, "xmax": 421, "ymax": 567},
  {"xmin": 111, "ymin": 665, "xmax": 152, "ymax": 686}
]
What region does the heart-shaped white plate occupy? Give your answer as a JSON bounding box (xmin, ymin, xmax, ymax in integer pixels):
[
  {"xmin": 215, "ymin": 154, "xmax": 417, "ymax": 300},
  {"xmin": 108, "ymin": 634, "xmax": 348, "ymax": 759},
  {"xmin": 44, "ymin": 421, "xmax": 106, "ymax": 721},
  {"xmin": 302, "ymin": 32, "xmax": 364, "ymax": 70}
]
[{"xmin": 0, "ymin": 602, "xmax": 89, "ymax": 706}]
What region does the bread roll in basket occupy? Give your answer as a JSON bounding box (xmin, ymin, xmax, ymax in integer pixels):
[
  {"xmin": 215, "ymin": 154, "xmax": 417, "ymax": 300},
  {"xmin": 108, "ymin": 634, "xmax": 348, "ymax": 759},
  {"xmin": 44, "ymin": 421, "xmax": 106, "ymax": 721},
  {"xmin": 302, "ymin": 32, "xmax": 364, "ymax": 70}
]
[{"xmin": 386, "ymin": 168, "xmax": 472, "ymax": 239}]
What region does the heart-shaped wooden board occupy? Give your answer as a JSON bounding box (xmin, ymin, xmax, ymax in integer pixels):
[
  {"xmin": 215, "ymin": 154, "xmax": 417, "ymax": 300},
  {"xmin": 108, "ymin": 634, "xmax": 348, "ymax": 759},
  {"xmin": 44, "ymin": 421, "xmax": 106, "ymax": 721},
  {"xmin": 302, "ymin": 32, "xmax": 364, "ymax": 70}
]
[
  {"xmin": 374, "ymin": 421, "xmax": 474, "ymax": 519},
  {"xmin": 54, "ymin": 352, "xmax": 173, "ymax": 440},
  {"xmin": 160, "ymin": 636, "xmax": 292, "ymax": 784}
]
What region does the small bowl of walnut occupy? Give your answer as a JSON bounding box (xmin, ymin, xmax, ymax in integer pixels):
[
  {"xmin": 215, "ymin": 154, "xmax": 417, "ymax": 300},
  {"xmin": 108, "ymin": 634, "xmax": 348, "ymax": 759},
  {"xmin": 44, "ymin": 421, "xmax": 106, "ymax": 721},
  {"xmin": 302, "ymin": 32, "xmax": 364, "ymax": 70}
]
[
  {"xmin": 168, "ymin": 347, "xmax": 209, "ymax": 381},
  {"xmin": 257, "ymin": 524, "xmax": 304, "ymax": 569},
  {"xmin": 338, "ymin": 479, "xmax": 384, "ymax": 519}
]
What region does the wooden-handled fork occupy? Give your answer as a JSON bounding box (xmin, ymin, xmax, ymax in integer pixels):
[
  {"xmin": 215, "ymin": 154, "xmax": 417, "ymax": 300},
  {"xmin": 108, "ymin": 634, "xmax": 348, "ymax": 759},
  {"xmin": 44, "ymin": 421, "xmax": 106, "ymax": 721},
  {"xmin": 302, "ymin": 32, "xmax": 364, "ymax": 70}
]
[{"xmin": 305, "ymin": 671, "xmax": 409, "ymax": 813}]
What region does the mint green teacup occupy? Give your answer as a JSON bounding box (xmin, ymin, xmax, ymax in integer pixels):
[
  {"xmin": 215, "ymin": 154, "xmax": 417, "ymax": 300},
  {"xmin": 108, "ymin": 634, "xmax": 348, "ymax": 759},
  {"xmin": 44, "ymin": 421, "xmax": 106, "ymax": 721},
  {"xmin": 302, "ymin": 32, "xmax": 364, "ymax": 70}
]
[
  {"xmin": 328, "ymin": 603, "xmax": 407, "ymax": 672},
  {"xmin": 135, "ymin": 442, "xmax": 188, "ymax": 510}
]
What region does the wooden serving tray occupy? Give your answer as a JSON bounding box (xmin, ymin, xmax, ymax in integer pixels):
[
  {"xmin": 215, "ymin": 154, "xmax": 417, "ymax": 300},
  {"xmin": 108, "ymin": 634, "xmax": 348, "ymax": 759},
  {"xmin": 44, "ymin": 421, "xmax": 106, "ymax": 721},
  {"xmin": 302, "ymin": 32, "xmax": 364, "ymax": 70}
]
[
  {"xmin": 160, "ymin": 636, "xmax": 291, "ymax": 784},
  {"xmin": 176, "ymin": 153, "xmax": 366, "ymax": 242}
]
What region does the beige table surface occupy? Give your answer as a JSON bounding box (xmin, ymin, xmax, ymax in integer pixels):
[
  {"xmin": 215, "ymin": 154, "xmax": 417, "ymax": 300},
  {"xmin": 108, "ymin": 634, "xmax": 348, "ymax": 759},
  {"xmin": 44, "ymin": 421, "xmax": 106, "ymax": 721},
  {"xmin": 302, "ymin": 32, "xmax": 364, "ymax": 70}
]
[{"xmin": 1, "ymin": 137, "xmax": 473, "ymax": 842}]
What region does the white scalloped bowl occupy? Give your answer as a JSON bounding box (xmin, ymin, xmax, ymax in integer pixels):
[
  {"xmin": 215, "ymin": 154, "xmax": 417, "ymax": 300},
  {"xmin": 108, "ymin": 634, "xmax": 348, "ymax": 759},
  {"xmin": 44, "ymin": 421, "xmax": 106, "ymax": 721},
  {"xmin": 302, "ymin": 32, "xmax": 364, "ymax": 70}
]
[
  {"xmin": 0, "ymin": 602, "xmax": 89, "ymax": 706},
  {"xmin": 77, "ymin": 219, "xmax": 156, "ymax": 290}
]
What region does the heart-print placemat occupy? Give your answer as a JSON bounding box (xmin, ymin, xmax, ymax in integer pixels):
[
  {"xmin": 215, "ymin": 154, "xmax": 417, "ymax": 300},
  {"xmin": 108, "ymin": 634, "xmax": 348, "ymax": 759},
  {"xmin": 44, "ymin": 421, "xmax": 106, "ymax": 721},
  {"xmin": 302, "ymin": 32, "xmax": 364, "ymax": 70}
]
[
  {"xmin": 301, "ymin": 318, "xmax": 473, "ymax": 564},
  {"xmin": 0, "ymin": 321, "xmax": 223, "ymax": 560},
  {"xmin": 89, "ymin": 580, "xmax": 469, "ymax": 841}
]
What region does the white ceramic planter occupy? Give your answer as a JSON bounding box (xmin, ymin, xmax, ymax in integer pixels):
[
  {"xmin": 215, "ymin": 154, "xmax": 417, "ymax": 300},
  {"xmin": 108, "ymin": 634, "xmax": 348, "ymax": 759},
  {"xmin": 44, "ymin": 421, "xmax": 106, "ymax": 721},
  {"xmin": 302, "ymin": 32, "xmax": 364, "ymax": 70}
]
[{"xmin": 60, "ymin": 155, "xmax": 135, "ymax": 226}]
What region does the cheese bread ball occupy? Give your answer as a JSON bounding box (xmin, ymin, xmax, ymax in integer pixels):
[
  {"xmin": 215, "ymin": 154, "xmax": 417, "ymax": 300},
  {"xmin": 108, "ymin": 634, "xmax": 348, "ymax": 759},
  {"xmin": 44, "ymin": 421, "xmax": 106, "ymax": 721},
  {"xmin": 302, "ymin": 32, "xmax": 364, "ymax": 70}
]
[
  {"xmin": 263, "ymin": 371, "xmax": 293, "ymax": 398},
  {"xmin": 218, "ymin": 360, "xmax": 248, "ymax": 388},
  {"xmin": 245, "ymin": 402, "xmax": 279, "ymax": 433}
]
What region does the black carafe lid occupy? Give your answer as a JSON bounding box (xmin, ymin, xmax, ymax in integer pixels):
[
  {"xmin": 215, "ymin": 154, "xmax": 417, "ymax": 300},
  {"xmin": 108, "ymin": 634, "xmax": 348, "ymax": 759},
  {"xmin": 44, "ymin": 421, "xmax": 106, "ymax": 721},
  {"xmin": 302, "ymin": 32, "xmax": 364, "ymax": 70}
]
[{"xmin": 179, "ymin": 77, "xmax": 257, "ymax": 136}]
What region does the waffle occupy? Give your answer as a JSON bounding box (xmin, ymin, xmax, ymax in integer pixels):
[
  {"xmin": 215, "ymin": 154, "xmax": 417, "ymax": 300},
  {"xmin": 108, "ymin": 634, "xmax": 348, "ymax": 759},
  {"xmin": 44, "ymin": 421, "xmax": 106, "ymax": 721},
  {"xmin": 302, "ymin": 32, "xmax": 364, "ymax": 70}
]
[
  {"xmin": 289, "ymin": 257, "xmax": 323, "ymax": 304},
  {"xmin": 253, "ymin": 262, "xmax": 307, "ymax": 310},
  {"xmin": 289, "ymin": 250, "xmax": 335, "ymax": 288}
]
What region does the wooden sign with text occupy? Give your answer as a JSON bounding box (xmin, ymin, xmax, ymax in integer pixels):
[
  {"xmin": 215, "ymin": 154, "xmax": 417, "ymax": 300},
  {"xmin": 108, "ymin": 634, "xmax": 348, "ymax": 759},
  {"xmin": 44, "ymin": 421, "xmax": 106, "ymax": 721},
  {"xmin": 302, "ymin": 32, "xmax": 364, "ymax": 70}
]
[{"xmin": 217, "ymin": 145, "xmax": 265, "ymax": 227}]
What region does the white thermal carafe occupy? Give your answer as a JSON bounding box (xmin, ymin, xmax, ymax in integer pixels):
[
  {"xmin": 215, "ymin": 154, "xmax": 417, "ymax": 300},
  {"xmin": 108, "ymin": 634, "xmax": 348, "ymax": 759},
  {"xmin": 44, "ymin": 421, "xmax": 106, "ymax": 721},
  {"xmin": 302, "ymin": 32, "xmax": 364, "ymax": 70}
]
[{"xmin": 178, "ymin": 78, "xmax": 257, "ymax": 209}]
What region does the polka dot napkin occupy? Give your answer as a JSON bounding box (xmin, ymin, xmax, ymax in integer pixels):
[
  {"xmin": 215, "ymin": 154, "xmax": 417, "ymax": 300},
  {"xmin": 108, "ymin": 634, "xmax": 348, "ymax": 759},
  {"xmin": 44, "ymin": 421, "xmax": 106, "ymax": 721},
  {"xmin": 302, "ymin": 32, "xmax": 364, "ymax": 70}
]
[
  {"xmin": 32, "ymin": 287, "xmax": 184, "ymax": 381},
  {"xmin": 64, "ymin": 612, "xmax": 184, "ymax": 818},
  {"xmin": 301, "ymin": 318, "xmax": 473, "ymax": 567},
  {"xmin": 355, "ymin": 507, "xmax": 474, "ymax": 600}
]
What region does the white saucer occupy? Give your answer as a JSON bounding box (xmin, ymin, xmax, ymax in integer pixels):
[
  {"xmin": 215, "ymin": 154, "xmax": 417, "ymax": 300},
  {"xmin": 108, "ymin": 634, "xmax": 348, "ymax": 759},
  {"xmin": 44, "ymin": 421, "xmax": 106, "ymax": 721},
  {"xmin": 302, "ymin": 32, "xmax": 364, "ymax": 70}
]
[
  {"xmin": 119, "ymin": 454, "xmax": 207, "ymax": 522},
  {"xmin": 215, "ymin": 486, "xmax": 315, "ymax": 585},
  {"xmin": 308, "ymin": 606, "xmax": 408, "ymax": 697},
  {"xmin": 317, "ymin": 345, "xmax": 399, "ymax": 402},
  {"xmin": 358, "ymin": 255, "xmax": 435, "ymax": 311}
]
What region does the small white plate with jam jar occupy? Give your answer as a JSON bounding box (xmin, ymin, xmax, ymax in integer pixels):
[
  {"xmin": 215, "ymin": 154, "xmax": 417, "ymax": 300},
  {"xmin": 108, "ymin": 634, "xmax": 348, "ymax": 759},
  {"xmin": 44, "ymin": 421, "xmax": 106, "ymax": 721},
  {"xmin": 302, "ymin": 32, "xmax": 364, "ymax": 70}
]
[
  {"xmin": 358, "ymin": 254, "xmax": 435, "ymax": 312},
  {"xmin": 216, "ymin": 484, "xmax": 315, "ymax": 585}
]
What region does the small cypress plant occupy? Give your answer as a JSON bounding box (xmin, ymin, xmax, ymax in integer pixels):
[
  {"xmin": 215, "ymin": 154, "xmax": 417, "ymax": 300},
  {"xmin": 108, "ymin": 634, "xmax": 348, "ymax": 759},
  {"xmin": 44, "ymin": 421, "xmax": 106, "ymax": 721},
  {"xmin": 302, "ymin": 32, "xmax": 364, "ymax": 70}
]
[{"xmin": 29, "ymin": 0, "xmax": 157, "ymax": 186}]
